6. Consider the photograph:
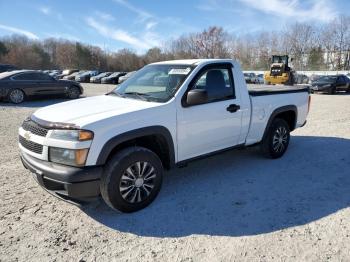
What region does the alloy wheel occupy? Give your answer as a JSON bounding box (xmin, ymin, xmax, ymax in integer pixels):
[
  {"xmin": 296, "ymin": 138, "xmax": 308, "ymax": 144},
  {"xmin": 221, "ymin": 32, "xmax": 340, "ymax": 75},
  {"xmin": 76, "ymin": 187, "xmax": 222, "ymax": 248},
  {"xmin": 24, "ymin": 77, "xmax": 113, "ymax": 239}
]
[
  {"xmin": 9, "ymin": 89, "xmax": 24, "ymax": 103},
  {"xmin": 119, "ymin": 161, "xmax": 157, "ymax": 203},
  {"xmin": 272, "ymin": 126, "xmax": 288, "ymax": 153}
]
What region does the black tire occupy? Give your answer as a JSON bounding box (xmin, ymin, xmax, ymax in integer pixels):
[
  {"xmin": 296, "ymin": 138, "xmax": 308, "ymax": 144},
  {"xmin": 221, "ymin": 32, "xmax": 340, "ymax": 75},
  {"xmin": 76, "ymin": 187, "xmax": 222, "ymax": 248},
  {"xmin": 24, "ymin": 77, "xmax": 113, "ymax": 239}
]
[
  {"xmin": 346, "ymin": 84, "xmax": 350, "ymax": 93},
  {"xmin": 100, "ymin": 146, "xmax": 163, "ymax": 213},
  {"xmin": 67, "ymin": 86, "xmax": 80, "ymax": 99},
  {"xmin": 8, "ymin": 89, "xmax": 25, "ymax": 104},
  {"xmin": 261, "ymin": 118, "xmax": 290, "ymax": 159}
]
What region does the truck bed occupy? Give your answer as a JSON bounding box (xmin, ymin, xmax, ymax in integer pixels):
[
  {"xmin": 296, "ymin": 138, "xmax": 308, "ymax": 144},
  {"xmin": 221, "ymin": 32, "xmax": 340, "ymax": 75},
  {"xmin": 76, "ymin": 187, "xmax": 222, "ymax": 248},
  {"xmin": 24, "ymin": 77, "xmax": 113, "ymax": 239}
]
[{"xmin": 247, "ymin": 84, "xmax": 309, "ymax": 96}]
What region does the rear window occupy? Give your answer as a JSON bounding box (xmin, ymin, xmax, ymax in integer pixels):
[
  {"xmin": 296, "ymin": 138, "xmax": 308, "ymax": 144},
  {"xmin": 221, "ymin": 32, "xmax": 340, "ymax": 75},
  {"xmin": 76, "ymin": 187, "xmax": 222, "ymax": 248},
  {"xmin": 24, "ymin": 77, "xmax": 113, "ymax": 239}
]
[{"xmin": 0, "ymin": 71, "xmax": 15, "ymax": 79}]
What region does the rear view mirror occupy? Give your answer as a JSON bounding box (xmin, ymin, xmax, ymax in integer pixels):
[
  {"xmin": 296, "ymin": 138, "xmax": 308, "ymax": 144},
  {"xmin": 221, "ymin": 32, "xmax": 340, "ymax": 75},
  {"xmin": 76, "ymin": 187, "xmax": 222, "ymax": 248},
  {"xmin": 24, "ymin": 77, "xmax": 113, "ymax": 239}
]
[{"xmin": 186, "ymin": 89, "xmax": 208, "ymax": 105}]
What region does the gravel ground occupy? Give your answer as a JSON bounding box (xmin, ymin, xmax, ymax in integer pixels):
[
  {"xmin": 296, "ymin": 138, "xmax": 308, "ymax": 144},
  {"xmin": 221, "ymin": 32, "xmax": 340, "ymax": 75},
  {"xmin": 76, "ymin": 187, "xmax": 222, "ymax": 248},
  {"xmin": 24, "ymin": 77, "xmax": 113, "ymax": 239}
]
[{"xmin": 1, "ymin": 84, "xmax": 350, "ymax": 261}]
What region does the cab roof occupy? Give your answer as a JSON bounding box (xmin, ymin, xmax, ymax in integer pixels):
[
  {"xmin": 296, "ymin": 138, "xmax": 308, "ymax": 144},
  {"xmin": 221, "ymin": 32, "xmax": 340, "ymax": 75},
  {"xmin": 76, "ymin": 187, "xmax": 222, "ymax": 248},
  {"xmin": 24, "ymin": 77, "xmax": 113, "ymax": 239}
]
[{"xmin": 151, "ymin": 59, "xmax": 235, "ymax": 66}]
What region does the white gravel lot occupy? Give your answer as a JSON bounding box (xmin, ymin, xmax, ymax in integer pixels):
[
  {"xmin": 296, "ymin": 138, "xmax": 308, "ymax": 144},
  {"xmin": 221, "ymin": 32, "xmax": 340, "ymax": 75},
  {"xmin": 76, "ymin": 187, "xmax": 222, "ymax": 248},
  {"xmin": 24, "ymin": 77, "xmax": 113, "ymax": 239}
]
[{"xmin": 0, "ymin": 84, "xmax": 350, "ymax": 261}]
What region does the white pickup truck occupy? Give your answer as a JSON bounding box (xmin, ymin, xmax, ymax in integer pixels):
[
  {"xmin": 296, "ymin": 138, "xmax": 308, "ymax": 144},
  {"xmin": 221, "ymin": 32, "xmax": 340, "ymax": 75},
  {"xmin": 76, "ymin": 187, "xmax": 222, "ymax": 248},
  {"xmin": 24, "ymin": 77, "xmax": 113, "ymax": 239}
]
[{"xmin": 19, "ymin": 59, "xmax": 310, "ymax": 212}]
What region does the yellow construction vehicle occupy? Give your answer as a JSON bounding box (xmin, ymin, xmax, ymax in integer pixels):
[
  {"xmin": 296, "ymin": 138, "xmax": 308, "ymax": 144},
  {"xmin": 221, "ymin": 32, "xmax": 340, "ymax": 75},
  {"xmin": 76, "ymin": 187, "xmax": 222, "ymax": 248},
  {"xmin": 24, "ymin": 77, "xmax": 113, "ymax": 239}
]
[{"xmin": 264, "ymin": 55, "xmax": 295, "ymax": 85}]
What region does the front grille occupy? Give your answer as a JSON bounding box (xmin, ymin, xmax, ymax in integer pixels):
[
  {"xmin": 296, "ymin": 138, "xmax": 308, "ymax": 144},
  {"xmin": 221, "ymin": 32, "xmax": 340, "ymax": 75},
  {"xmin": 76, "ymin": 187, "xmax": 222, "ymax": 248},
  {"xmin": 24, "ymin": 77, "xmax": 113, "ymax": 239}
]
[
  {"xmin": 19, "ymin": 136, "xmax": 43, "ymax": 154},
  {"xmin": 22, "ymin": 119, "xmax": 48, "ymax": 137}
]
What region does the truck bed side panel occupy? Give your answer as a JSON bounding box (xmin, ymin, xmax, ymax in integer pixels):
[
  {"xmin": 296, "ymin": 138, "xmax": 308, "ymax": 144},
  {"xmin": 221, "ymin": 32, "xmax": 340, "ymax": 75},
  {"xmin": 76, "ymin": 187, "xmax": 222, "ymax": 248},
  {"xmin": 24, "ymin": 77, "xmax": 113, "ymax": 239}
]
[{"xmin": 245, "ymin": 91, "xmax": 309, "ymax": 145}]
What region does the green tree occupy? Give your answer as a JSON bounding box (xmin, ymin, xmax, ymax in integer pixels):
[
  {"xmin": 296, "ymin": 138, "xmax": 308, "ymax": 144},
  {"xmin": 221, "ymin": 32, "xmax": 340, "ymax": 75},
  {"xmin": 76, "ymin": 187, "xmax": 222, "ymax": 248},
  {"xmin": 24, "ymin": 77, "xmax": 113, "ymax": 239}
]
[
  {"xmin": 0, "ymin": 41, "xmax": 8, "ymax": 60},
  {"xmin": 307, "ymin": 47, "xmax": 325, "ymax": 70},
  {"xmin": 75, "ymin": 43, "xmax": 92, "ymax": 69}
]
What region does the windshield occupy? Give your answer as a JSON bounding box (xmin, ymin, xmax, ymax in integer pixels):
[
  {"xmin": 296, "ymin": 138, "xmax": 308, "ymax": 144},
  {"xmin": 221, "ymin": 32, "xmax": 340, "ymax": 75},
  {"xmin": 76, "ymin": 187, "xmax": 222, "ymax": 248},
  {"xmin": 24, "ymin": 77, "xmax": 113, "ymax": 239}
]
[
  {"xmin": 110, "ymin": 72, "xmax": 120, "ymax": 77},
  {"xmin": 317, "ymin": 76, "xmax": 337, "ymax": 82},
  {"xmin": 0, "ymin": 71, "xmax": 15, "ymax": 79},
  {"xmin": 272, "ymin": 56, "xmax": 288, "ymax": 64},
  {"xmin": 112, "ymin": 64, "xmax": 194, "ymax": 103}
]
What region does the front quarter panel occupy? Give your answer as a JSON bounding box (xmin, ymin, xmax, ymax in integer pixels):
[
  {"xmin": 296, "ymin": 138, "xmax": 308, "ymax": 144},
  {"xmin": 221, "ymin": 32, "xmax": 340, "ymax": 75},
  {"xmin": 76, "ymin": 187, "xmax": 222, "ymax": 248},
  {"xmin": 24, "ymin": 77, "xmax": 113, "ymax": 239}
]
[{"xmin": 83, "ymin": 101, "xmax": 177, "ymax": 166}]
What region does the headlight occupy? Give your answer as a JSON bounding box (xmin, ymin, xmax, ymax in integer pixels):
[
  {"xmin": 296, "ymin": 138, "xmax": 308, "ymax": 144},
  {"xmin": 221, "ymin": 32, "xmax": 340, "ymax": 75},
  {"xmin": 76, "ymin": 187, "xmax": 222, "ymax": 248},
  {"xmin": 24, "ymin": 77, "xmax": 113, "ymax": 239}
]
[
  {"xmin": 49, "ymin": 130, "xmax": 93, "ymax": 141},
  {"xmin": 49, "ymin": 147, "xmax": 89, "ymax": 166}
]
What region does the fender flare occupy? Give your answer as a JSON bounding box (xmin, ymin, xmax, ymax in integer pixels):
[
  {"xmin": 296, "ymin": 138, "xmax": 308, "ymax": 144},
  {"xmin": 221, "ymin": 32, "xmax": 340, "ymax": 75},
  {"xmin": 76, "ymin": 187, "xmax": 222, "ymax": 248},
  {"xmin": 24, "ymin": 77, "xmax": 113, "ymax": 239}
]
[
  {"xmin": 262, "ymin": 105, "xmax": 298, "ymax": 140},
  {"xmin": 96, "ymin": 125, "xmax": 175, "ymax": 166}
]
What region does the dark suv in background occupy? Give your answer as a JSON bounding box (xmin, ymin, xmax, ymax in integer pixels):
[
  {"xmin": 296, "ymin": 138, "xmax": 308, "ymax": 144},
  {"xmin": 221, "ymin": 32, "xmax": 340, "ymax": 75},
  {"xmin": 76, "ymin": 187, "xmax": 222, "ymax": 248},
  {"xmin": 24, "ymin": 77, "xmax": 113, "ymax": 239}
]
[
  {"xmin": 0, "ymin": 70, "xmax": 83, "ymax": 103},
  {"xmin": 310, "ymin": 74, "xmax": 350, "ymax": 94}
]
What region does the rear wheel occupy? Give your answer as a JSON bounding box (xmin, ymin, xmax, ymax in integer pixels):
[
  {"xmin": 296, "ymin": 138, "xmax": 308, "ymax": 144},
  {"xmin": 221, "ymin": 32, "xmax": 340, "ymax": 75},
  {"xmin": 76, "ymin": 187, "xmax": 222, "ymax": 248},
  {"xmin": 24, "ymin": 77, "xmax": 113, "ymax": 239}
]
[
  {"xmin": 8, "ymin": 89, "xmax": 25, "ymax": 104},
  {"xmin": 100, "ymin": 147, "xmax": 163, "ymax": 213},
  {"xmin": 261, "ymin": 118, "xmax": 290, "ymax": 159}
]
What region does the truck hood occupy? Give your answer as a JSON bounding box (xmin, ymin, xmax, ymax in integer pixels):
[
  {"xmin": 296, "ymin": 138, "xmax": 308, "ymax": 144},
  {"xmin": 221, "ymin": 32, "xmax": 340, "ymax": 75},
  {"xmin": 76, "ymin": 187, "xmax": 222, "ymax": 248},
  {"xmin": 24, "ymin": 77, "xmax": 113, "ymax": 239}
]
[{"xmin": 33, "ymin": 95, "xmax": 160, "ymax": 126}]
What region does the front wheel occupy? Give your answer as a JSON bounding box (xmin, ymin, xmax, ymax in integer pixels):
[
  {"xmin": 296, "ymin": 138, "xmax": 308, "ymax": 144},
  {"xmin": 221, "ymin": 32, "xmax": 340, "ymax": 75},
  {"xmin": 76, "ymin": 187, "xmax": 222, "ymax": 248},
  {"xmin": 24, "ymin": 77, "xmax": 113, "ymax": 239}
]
[
  {"xmin": 67, "ymin": 86, "xmax": 80, "ymax": 99},
  {"xmin": 8, "ymin": 89, "xmax": 25, "ymax": 104},
  {"xmin": 261, "ymin": 118, "xmax": 290, "ymax": 159},
  {"xmin": 100, "ymin": 147, "xmax": 163, "ymax": 213}
]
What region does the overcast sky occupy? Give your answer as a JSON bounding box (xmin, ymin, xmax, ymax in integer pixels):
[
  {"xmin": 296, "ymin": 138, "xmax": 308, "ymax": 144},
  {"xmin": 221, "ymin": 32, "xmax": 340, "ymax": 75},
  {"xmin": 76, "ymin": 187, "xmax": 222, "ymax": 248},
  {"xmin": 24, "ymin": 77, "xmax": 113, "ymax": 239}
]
[{"xmin": 0, "ymin": 0, "xmax": 348, "ymax": 53}]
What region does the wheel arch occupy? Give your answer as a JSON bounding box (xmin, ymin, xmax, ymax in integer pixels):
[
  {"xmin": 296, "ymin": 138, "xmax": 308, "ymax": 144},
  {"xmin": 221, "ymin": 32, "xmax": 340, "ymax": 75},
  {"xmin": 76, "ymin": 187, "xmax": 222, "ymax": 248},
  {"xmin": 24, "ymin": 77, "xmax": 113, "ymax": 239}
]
[
  {"xmin": 71, "ymin": 84, "xmax": 83, "ymax": 94},
  {"xmin": 262, "ymin": 105, "xmax": 297, "ymax": 140},
  {"xmin": 96, "ymin": 126, "xmax": 175, "ymax": 170}
]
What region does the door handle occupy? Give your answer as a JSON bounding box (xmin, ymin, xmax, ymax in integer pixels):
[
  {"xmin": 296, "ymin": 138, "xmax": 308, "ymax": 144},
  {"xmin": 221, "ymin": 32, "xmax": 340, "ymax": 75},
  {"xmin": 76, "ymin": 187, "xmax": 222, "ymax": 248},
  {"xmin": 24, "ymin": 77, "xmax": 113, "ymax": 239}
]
[{"xmin": 226, "ymin": 104, "xmax": 240, "ymax": 113}]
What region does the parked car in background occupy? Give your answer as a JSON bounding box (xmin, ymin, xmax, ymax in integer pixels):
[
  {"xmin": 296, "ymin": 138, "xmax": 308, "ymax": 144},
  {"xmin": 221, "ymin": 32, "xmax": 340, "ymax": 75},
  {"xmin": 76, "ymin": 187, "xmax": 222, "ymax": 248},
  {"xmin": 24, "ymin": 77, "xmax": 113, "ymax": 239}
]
[
  {"xmin": 90, "ymin": 72, "xmax": 112, "ymax": 83},
  {"xmin": 256, "ymin": 74, "xmax": 264, "ymax": 84},
  {"xmin": 101, "ymin": 72, "xmax": 127, "ymax": 84},
  {"xmin": 118, "ymin": 71, "xmax": 136, "ymax": 83},
  {"xmin": 75, "ymin": 70, "xmax": 99, "ymax": 83},
  {"xmin": 56, "ymin": 69, "xmax": 79, "ymax": 79},
  {"xmin": 0, "ymin": 70, "xmax": 83, "ymax": 103},
  {"xmin": 295, "ymin": 74, "xmax": 309, "ymax": 84},
  {"xmin": 310, "ymin": 74, "xmax": 350, "ymax": 94},
  {"xmin": 244, "ymin": 72, "xmax": 257, "ymax": 83},
  {"xmin": 0, "ymin": 64, "xmax": 18, "ymax": 73},
  {"xmin": 49, "ymin": 70, "xmax": 62, "ymax": 79},
  {"xmin": 63, "ymin": 71, "xmax": 85, "ymax": 80},
  {"xmin": 309, "ymin": 74, "xmax": 322, "ymax": 83}
]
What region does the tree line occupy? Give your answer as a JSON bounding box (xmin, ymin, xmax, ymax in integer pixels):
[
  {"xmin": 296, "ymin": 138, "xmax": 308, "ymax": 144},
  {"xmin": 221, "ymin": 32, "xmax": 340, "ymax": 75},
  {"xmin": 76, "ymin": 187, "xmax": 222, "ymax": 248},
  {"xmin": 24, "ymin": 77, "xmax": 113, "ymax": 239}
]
[{"xmin": 0, "ymin": 15, "xmax": 349, "ymax": 71}]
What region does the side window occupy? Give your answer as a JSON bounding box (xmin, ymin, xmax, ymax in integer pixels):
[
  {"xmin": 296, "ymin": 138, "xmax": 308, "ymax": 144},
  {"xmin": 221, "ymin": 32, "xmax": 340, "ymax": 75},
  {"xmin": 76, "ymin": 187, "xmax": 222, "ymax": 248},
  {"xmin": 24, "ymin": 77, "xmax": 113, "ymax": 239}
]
[
  {"xmin": 13, "ymin": 73, "xmax": 38, "ymax": 80},
  {"xmin": 192, "ymin": 68, "xmax": 234, "ymax": 102},
  {"xmin": 337, "ymin": 76, "xmax": 344, "ymax": 84},
  {"xmin": 36, "ymin": 73, "xmax": 54, "ymax": 81}
]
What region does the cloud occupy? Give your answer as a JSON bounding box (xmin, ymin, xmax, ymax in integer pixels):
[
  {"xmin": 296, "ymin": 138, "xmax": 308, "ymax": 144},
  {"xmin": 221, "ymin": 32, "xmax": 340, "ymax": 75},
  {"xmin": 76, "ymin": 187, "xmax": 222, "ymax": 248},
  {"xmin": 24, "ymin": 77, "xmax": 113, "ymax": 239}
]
[
  {"xmin": 196, "ymin": 0, "xmax": 221, "ymax": 11},
  {"xmin": 146, "ymin": 21, "xmax": 157, "ymax": 30},
  {"xmin": 85, "ymin": 17, "xmax": 157, "ymax": 50},
  {"xmin": 238, "ymin": 0, "xmax": 337, "ymax": 22},
  {"xmin": 0, "ymin": 24, "xmax": 39, "ymax": 39},
  {"xmin": 39, "ymin": 6, "xmax": 51, "ymax": 15},
  {"xmin": 95, "ymin": 11, "xmax": 115, "ymax": 21},
  {"xmin": 113, "ymin": 0, "xmax": 152, "ymax": 22}
]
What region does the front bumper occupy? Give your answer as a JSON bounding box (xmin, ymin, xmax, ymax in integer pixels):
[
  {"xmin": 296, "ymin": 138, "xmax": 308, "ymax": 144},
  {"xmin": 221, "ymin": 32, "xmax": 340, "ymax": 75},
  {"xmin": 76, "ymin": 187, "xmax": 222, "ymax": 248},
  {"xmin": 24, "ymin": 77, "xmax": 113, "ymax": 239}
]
[
  {"xmin": 310, "ymin": 85, "xmax": 330, "ymax": 92},
  {"xmin": 264, "ymin": 74, "xmax": 289, "ymax": 84},
  {"xmin": 20, "ymin": 152, "xmax": 102, "ymax": 203}
]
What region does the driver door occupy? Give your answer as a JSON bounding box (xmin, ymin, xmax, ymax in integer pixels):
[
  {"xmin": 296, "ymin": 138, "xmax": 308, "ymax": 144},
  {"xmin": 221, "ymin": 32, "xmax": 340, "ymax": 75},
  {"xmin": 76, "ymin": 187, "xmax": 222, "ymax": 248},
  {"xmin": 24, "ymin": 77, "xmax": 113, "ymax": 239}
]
[{"xmin": 176, "ymin": 64, "xmax": 243, "ymax": 162}]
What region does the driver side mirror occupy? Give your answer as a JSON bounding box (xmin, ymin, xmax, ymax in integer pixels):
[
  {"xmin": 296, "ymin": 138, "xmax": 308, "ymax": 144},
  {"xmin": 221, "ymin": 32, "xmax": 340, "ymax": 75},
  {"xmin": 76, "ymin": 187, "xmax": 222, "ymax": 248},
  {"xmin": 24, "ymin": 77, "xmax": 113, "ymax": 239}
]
[{"xmin": 186, "ymin": 89, "xmax": 208, "ymax": 106}]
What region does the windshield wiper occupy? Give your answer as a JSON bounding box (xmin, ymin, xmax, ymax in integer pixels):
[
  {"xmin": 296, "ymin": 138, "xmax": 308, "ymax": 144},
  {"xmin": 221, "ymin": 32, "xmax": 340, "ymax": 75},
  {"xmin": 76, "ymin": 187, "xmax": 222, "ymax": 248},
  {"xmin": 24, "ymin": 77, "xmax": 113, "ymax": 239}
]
[
  {"xmin": 106, "ymin": 91, "xmax": 126, "ymax": 98},
  {"xmin": 123, "ymin": 92, "xmax": 150, "ymax": 101}
]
